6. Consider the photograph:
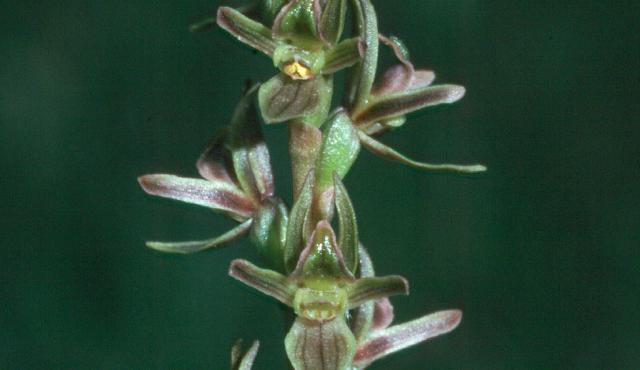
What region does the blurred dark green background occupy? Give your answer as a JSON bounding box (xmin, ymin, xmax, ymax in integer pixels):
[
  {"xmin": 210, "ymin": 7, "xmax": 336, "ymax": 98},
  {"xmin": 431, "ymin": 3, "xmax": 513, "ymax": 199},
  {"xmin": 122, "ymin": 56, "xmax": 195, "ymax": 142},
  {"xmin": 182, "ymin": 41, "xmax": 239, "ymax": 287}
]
[{"xmin": 1, "ymin": 0, "xmax": 638, "ymax": 368}]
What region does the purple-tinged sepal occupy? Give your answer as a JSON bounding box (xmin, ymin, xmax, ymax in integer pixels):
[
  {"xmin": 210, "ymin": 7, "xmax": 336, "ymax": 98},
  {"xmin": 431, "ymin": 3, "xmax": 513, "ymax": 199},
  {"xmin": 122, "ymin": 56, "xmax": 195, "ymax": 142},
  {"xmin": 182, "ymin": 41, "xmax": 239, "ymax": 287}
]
[
  {"xmin": 353, "ymin": 310, "xmax": 462, "ymax": 369},
  {"xmin": 217, "ymin": 6, "xmax": 278, "ymax": 57}
]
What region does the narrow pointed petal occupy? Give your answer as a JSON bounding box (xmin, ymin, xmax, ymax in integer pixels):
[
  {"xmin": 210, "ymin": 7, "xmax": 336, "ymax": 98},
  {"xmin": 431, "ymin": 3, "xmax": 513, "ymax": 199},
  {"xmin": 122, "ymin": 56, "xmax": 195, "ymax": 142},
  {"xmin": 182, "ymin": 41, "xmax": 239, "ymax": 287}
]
[
  {"xmin": 347, "ymin": 276, "xmax": 408, "ymax": 309},
  {"xmin": 146, "ymin": 219, "xmax": 253, "ymax": 254},
  {"xmin": 229, "ymin": 84, "xmax": 275, "ymax": 200},
  {"xmin": 353, "ymin": 310, "xmax": 463, "ymax": 368},
  {"xmin": 272, "ymin": 0, "xmax": 321, "ymax": 41},
  {"xmin": 291, "ymin": 220, "xmax": 354, "ymax": 280},
  {"xmin": 138, "ymin": 174, "xmax": 257, "ymax": 217},
  {"xmin": 316, "ymin": 109, "xmax": 360, "ymax": 191},
  {"xmin": 285, "ymin": 317, "xmax": 356, "ymax": 370},
  {"xmin": 231, "ymin": 340, "xmax": 260, "ymax": 370},
  {"xmin": 284, "ymin": 171, "xmax": 315, "ymax": 273},
  {"xmin": 229, "ymin": 259, "xmax": 296, "ymax": 306},
  {"xmin": 322, "ymin": 37, "xmax": 362, "ymax": 74},
  {"xmin": 217, "ymin": 7, "xmax": 277, "ymax": 56},
  {"xmin": 346, "ymin": 0, "xmax": 379, "ymax": 111},
  {"xmin": 333, "ymin": 173, "xmax": 358, "ymax": 274},
  {"xmin": 258, "ymin": 74, "xmax": 331, "ymax": 124},
  {"xmin": 358, "ymin": 132, "xmax": 488, "ymax": 173},
  {"xmin": 353, "ymin": 84, "xmax": 466, "ymax": 125},
  {"xmin": 319, "ymin": 0, "xmax": 347, "ymax": 44}
]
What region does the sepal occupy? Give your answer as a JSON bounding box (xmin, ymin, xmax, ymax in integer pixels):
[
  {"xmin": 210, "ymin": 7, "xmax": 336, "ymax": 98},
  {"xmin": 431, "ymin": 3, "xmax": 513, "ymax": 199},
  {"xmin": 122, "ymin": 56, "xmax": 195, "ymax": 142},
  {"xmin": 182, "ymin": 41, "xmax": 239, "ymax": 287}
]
[
  {"xmin": 229, "ymin": 259, "xmax": 296, "ymax": 306},
  {"xmin": 358, "ymin": 131, "xmax": 487, "ymax": 173},
  {"xmin": 346, "ymin": 276, "xmax": 408, "ymax": 309},
  {"xmin": 322, "ymin": 37, "xmax": 363, "ymax": 74},
  {"xmin": 353, "ymin": 310, "xmax": 463, "ymax": 369},
  {"xmin": 217, "ymin": 6, "xmax": 277, "ymax": 56},
  {"xmin": 137, "ymin": 174, "xmax": 256, "ymax": 218},
  {"xmin": 145, "ymin": 219, "xmax": 253, "ymax": 254}
]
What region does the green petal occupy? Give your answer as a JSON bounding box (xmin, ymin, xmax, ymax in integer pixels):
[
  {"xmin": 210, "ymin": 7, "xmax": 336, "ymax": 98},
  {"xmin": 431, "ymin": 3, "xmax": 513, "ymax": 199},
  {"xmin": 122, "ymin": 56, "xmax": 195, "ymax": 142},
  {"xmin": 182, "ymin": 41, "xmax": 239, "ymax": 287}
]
[
  {"xmin": 258, "ymin": 74, "xmax": 331, "ymax": 125},
  {"xmin": 145, "ymin": 219, "xmax": 253, "ymax": 254},
  {"xmin": 353, "ymin": 310, "xmax": 462, "ymax": 368},
  {"xmin": 353, "ymin": 84, "xmax": 466, "ymax": 125},
  {"xmin": 322, "ymin": 37, "xmax": 362, "ymax": 75},
  {"xmin": 319, "ymin": 0, "xmax": 347, "ymax": 44},
  {"xmin": 291, "ymin": 220, "xmax": 353, "ymax": 281},
  {"xmin": 346, "ymin": 275, "xmax": 409, "ymax": 309},
  {"xmin": 138, "ymin": 174, "xmax": 257, "ymax": 218},
  {"xmin": 229, "ymin": 259, "xmax": 296, "ymax": 306},
  {"xmin": 333, "ymin": 173, "xmax": 358, "ymax": 274},
  {"xmin": 217, "ymin": 6, "xmax": 277, "ymax": 56},
  {"xmin": 272, "ymin": 0, "xmax": 320, "ymax": 43},
  {"xmin": 358, "ymin": 131, "xmax": 487, "ymax": 173},
  {"xmin": 285, "ymin": 317, "xmax": 356, "ymax": 370}
]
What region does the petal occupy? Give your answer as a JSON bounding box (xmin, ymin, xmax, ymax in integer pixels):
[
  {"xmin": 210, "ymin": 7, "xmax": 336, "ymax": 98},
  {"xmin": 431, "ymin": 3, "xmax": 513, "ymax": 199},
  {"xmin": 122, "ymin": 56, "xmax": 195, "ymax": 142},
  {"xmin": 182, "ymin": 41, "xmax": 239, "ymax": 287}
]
[
  {"xmin": 353, "ymin": 310, "xmax": 462, "ymax": 368},
  {"xmin": 146, "ymin": 219, "xmax": 253, "ymax": 254},
  {"xmin": 285, "ymin": 317, "xmax": 356, "ymax": 370},
  {"xmin": 291, "ymin": 220, "xmax": 353, "ymax": 281},
  {"xmin": 358, "ymin": 131, "xmax": 488, "ymax": 173},
  {"xmin": 229, "ymin": 259, "xmax": 296, "ymax": 306},
  {"xmin": 318, "ymin": 0, "xmax": 347, "ymax": 44},
  {"xmin": 258, "ymin": 74, "xmax": 331, "ymax": 124},
  {"xmin": 217, "ymin": 6, "xmax": 277, "ymax": 56},
  {"xmin": 228, "ymin": 84, "xmax": 275, "ymax": 200},
  {"xmin": 345, "ymin": 0, "xmax": 379, "ymax": 112},
  {"xmin": 352, "ymin": 84, "xmax": 466, "ymax": 125},
  {"xmin": 231, "ymin": 340, "xmax": 260, "ymax": 370},
  {"xmin": 284, "ymin": 171, "xmax": 315, "ymax": 273},
  {"xmin": 272, "ymin": 0, "xmax": 322, "ymax": 42},
  {"xmin": 322, "ymin": 37, "xmax": 362, "ymax": 74},
  {"xmin": 333, "ymin": 173, "xmax": 358, "ymax": 274},
  {"xmin": 346, "ymin": 276, "xmax": 409, "ymax": 309},
  {"xmin": 138, "ymin": 174, "xmax": 257, "ymax": 217}
]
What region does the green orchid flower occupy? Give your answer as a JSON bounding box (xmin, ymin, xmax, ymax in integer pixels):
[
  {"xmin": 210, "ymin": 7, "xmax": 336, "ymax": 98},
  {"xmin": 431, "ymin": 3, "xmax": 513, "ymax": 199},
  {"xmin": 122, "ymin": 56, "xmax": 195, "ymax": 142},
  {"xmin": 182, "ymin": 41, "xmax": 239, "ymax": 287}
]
[{"xmin": 213, "ymin": 0, "xmax": 362, "ymax": 126}]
